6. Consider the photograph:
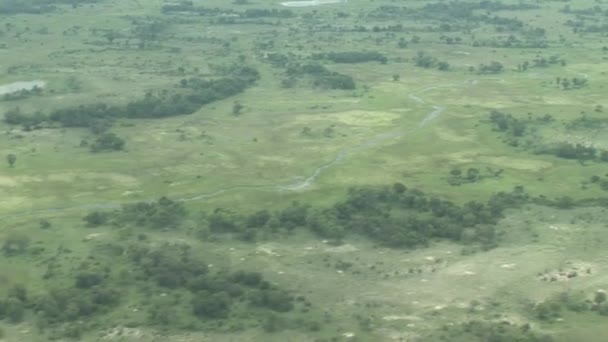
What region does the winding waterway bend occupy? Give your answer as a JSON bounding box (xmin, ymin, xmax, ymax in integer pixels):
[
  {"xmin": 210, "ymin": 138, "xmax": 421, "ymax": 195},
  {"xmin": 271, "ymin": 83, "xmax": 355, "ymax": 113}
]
[{"xmin": 4, "ymin": 81, "xmax": 474, "ymax": 218}]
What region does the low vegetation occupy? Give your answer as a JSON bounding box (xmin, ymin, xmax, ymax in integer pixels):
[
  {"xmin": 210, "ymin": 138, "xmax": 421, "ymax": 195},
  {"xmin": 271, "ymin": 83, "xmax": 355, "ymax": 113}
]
[{"xmin": 3, "ymin": 0, "xmax": 608, "ymax": 340}]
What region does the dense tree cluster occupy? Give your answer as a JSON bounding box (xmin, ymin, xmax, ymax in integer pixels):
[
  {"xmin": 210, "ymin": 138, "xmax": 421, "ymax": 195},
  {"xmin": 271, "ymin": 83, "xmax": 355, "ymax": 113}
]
[
  {"xmin": 284, "ymin": 63, "xmax": 356, "ymax": 90},
  {"xmin": 36, "ymin": 282, "xmax": 121, "ymax": 325},
  {"xmin": 489, "ymin": 110, "xmax": 528, "ymax": 137},
  {"xmin": 81, "ymin": 183, "xmax": 533, "ymax": 250},
  {"xmin": 3, "ymin": 107, "xmax": 46, "ymax": 131},
  {"xmin": 132, "ymin": 242, "xmax": 300, "ymax": 323},
  {"xmin": 0, "ymin": 0, "xmax": 53, "ymax": 14},
  {"xmin": 534, "ymin": 290, "xmax": 608, "ymax": 321},
  {"xmin": 426, "ymin": 1, "xmax": 538, "ymax": 12},
  {"xmin": 3, "ymin": 66, "xmax": 260, "ymax": 134},
  {"xmin": 426, "ymin": 320, "xmax": 553, "ymax": 342},
  {"xmin": 83, "ymin": 211, "xmax": 110, "ymax": 227},
  {"xmin": 317, "ymin": 185, "xmax": 527, "ymax": 247},
  {"xmin": 311, "ymin": 51, "xmax": 388, "ymax": 64},
  {"xmin": 517, "ymin": 55, "xmax": 565, "ymax": 72},
  {"xmin": 0, "ymin": 240, "xmax": 304, "ymax": 339},
  {"xmin": 560, "ymin": 5, "xmax": 607, "ymax": 16},
  {"xmin": 447, "ymin": 167, "xmax": 504, "ymax": 186},
  {"xmin": 84, "ymin": 198, "xmax": 187, "ymax": 230},
  {"xmin": 0, "ymin": 285, "xmax": 28, "ymax": 323},
  {"xmin": 0, "ymin": 265, "xmax": 120, "ymax": 339},
  {"xmin": 312, "ymin": 73, "xmax": 356, "ymax": 90},
  {"xmin": 161, "ymin": 3, "xmax": 293, "ymax": 19},
  {"xmin": 47, "ymin": 103, "xmax": 118, "ymax": 129},
  {"xmin": 90, "ymin": 132, "xmax": 125, "ymax": 152},
  {"xmin": 487, "ymin": 110, "xmax": 608, "ymax": 163},
  {"xmin": 555, "ymin": 76, "xmax": 588, "ymax": 90},
  {"xmin": 531, "ymin": 193, "xmax": 608, "ymax": 210},
  {"xmin": 477, "ymin": 61, "xmax": 504, "ymax": 74},
  {"xmin": 486, "ymin": 110, "xmax": 550, "ymax": 148},
  {"xmin": 368, "ymin": 1, "xmax": 532, "ymax": 33},
  {"xmin": 0, "ymin": 0, "xmax": 101, "ymax": 15},
  {"xmin": 119, "ymin": 197, "xmax": 187, "ymax": 229},
  {"xmin": 130, "ymin": 243, "xmax": 300, "ymax": 328},
  {"xmin": 566, "ymin": 114, "xmax": 608, "ymax": 130},
  {"xmin": 586, "ymin": 174, "xmax": 608, "ymax": 192},
  {"xmin": 196, "ymin": 184, "xmax": 530, "ymax": 249},
  {"xmin": 544, "ymin": 143, "xmax": 608, "ymax": 163},
  {"xmin": 413, "ymin": 51, "xmax": 450, "ymax": 71},
  {"xmin": 473, "ymin": 36, "xmax": 547, "ymax": 49},
  {"xmin": 562, "ymin": 5, "xmax": 608, "ymax": 34}
]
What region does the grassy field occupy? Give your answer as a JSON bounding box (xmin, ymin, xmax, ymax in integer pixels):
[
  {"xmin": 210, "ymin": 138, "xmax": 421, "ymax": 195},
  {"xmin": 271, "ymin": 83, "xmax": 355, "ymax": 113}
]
[{"xmin": 2, "ymin": 0, "xmax": 608, "ymax": 340}]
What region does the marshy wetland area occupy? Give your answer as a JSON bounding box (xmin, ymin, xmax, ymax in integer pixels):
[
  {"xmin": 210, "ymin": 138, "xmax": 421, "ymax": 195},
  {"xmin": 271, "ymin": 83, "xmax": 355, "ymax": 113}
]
[{"xmin": 2, "ymin": 0, "xmax": 608, "ymax": 341}]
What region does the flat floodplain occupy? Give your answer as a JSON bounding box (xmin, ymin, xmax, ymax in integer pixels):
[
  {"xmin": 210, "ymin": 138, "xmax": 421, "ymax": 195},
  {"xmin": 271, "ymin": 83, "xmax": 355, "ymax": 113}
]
[{"xmin": 1, "ymin": 0, "xmax": 608, "ymax": 341}]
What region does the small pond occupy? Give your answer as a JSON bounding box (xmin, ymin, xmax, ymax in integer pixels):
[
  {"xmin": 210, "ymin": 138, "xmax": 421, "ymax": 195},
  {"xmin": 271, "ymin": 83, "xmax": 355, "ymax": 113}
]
[
  {"xmin": 0, "ymin": 80, "xmax": 46, "ymax": 96},
  {"xmin": 280, "ymin": 0, "xmax": 345, "ymax": 7}
]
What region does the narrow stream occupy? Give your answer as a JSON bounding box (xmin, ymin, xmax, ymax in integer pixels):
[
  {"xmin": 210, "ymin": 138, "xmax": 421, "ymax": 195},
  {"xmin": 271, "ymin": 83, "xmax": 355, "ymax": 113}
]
[{"xmin": 4, "ymin": 82, "xmax": 469, "ymax": 218}]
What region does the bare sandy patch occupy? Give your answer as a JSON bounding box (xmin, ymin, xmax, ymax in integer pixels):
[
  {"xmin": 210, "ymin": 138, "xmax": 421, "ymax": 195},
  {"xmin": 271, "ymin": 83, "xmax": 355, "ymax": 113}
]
[
  {"xmin": 449, "ymin": 96, "xmax": 528, "ymax": 108},
  {"xmin": 439, "ymin": 151, "xmax": 476, "ymax": 164},
  {"xmin": 281, "ymin": 0, "xmax": 344, "ymax": 7},
  {"xmin": 325, "ymin": 244, "xmax": 358, "ymax": 253},
  {"xmin": 443, "ymin": 263, "xmax": 477, "ymax": 276},
  {"xmin": 0, "ymin": 175, "xmax": 44, "ymax": 187},
  {"xmin": 296, "ymin": 110, "xmax": 401, "ymax": 127},
  {"xmin": 0, "ymin": 196, "xmax": 29, "ymax": 211},
  {"xmin": 382, "ymin": 315, "xmax": 423, "ymax": 321},
  {"xmin": 84, "ymin": 233, "xmax": 104, "ymax": 241},
  {"xmin": 122, "ymin": 190, "xmax": 143, "ymax": 196},
  {"xmin": 477, "ymin": 156, "xmax": 553, "ymax": 171},
  {"xmin": 391, "ymin": 108, "xmax": 414, "ymax": 113},
  {"xmin": 257, "ymin": 155, "xmax": 295, "ymax": 164},
  {"xmin": 542, "ymin": 96, "xmax": 582, "ymax": 105},
  {"xmin": 0, "ymin": 176, "xmax": 18, "ymax": 187},
  {"xmin": 256, "ymin": 245, "xmax": 280, "ymax": 257},
  {"xmin": 46, "ymin": 172, "xmax": 138, "ymax": 186},
  {"xmin": 434, "ymin": 127, "xmax": 475, "ymax": 142},
  {"xmin": 102, "ymin": 327, "xmax": 145, "ymax": 340}
]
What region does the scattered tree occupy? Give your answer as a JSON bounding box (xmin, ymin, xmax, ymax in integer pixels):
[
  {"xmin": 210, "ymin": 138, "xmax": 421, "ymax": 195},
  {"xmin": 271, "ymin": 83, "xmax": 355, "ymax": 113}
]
[
  {"xmin": 232, "ymin": 101, "xmax": 244, "ymax": 116},
  {"xmin": 91, "ymin": 133, "xmax": 125, "ymax": 152},
  {"xmin": 6, "ymin": 153, "xmax": 16, "ymax": 167}
]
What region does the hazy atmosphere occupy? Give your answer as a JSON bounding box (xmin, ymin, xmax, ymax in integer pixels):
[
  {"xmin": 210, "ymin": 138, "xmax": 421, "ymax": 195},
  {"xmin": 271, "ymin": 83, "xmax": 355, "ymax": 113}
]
[{"xmin": 1, "ymin": 0, "xmax": 608, "ymax": 341}]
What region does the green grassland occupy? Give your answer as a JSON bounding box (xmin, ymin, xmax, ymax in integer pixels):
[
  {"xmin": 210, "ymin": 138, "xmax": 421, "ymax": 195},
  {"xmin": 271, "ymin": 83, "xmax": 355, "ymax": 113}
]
[{"xmin": 2, "ymin": 0, "xmax": 608, "ymax": 340}]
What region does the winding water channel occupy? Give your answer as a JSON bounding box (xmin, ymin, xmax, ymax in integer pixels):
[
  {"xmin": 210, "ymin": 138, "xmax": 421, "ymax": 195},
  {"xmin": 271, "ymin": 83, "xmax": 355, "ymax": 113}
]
[{"xmin": 5, "ymin": 82, "xmax": 472, "ymax": 219}]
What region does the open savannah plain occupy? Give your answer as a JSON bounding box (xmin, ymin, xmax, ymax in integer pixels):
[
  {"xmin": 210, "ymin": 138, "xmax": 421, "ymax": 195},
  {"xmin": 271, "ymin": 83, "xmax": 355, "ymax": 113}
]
[{"xmin": 2, "ymin": 0, "xmax": 608, "ymax": 341}]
